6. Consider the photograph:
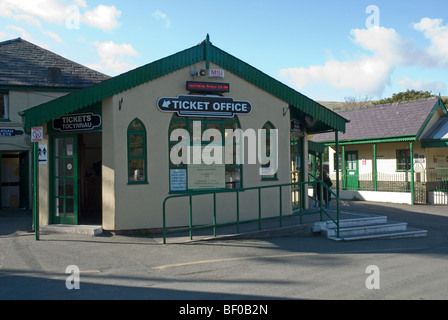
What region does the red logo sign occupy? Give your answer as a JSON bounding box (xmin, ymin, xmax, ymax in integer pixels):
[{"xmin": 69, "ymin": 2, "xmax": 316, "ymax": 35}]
[{"xmin": 31, "ymin": 127, "xmax": 44, "ymax": 143}]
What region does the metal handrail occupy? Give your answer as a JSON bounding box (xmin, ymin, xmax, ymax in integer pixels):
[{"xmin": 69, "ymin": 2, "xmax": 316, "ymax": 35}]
[
  {"xmin": 309, "ymin": 174, "xmax": 340, "ymax": 237},
  {"xmin": 162, "ymin": 179, "xmax": 340, "ymax": 244}
]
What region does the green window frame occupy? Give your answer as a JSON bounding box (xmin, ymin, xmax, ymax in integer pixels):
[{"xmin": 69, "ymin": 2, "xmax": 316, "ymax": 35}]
[
  {"xmin": 260, "ymin": 121, "xmax": 278, "ymax": 181},
  {"xmin": 168, "ymin": 115, "xmax": 242, "ymax": 193},
  {"xmin": 128, "ymin": 118, "xmax": 148, "ymax": 184},
  {"xmin": 396, "ymin": 149, "xmax": 411, "ymax": 171}
]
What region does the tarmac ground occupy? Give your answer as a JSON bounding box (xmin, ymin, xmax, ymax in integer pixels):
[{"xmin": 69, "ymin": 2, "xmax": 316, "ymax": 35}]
[{"xmin": 1, "ymin": 200, "xmax": 447, "ymax": 301}]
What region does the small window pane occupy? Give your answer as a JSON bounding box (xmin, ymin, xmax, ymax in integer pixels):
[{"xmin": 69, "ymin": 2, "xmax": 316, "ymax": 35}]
[
  {"xmin": 128, "ymin": 119, "xmax": 147, "ymax": 183},
  {"xmin": 0, "ymin": 94, "xmax": 8, "ymax": 119},
  {"xmin": 0, "ymin": 95, "xmax": 5, "ymax": 119},
  {"xmin": 129, "ymin": 159, "xmax": 145, "ymax": 182},
  {"xmin": 226, "ymin": 168, "xmax": 241, "ymax": 189},
  {"xmin": 129, "ymin": 120, "xmax": 144, "ymax": 131},
  {"xmin": 130, "ymin": 134, "xmax": 144, "ymax": 156}
]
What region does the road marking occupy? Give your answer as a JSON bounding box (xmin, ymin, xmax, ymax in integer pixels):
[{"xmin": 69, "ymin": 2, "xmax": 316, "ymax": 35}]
[
  {"xmin": 79, "ymin": 270, "xmax": 101, "ymax": 274},
  {"xmin": 153, "ymin": 252, "xmax": 317, "ymax": 270}
]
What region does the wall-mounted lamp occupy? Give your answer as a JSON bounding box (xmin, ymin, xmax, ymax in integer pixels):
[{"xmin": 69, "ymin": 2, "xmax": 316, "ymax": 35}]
[{"xmin": 119, "ymin": 98, "xmax": 124, "ymax": 111}]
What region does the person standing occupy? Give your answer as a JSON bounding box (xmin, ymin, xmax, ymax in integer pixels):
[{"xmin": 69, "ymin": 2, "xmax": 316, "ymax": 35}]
[{"xmin": 322, "ymin": 171, "xmax": 333, "ymax": 208}]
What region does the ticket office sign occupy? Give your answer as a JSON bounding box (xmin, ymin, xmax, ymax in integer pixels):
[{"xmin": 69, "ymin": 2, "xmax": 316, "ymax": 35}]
[{"xmin": 157, "ymin": 95, "xmax": 252, "ymax": 118}]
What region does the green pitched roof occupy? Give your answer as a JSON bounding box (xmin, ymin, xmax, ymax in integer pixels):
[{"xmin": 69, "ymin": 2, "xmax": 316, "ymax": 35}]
[{"xmin": 24, "ymin": 36, "xmax": 348, "ymax": 133}]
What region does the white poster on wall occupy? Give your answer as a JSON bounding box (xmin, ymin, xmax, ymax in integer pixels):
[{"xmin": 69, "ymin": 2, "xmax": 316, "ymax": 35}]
[
  {"xmin": 38, "ymin": 144, "xmax": 48, "ymax": 165},
  {"xmin": 188, "ymin": 165, "xmax": 226, "ymax": 190},
  {"xmin": 170, "ymin": 169, "xmax": 187, "ymax": 192}
]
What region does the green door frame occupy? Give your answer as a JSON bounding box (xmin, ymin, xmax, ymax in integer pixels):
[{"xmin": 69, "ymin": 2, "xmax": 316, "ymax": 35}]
[
  {"xmin": 50, "ymin": 135, "xmax": 79, "ymax": 225},
  {"xmin": 345, "ymin": 151, "xmax": 359, "ymax": 190}
]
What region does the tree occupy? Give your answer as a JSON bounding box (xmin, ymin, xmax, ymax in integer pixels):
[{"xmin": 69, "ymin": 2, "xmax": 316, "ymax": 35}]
[
  {"xmin": 340, "ymin": 95, "xmax": 373, "ymax": 109},
  {"xmin": 373, "ymin": 90, "xmax": 434, "ymax": 105}
]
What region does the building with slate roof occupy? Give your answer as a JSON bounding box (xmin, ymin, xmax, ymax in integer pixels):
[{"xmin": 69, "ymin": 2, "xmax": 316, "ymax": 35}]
[
  {"xmin": 312, "ymin": 97, "xmax": 448, "ymax": 205},
  {"xmin": 22, "ymin": 36, "xmax": 348, "ymax": 235},
  {"xmin": 0, "ymin": 38, "xmax": 109, "ymax": 209}
]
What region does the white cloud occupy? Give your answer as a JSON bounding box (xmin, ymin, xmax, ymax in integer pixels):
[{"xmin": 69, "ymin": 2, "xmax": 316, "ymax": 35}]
[
  {"xmin": 83, "ymin": 5, "xmax": 121, "ymax": 31},
  {"xmin": 0, "ymin": 0, "xmax": 122, "ymax": 36},
  {"xmin": 13, "ymin": 13, "xmax": 63, "ymax": 42},
  {"xmin": 280, "ymin": 27, "xmax": 402, "ymax": 98},
  {"xmin": 152, "ymin": 10, "xmax": 172, "ymax": 28},
  {"xmin": 414, "ymin": 18, "xmax": 448, "ymax": 67},
  {"xmin": 6, "ymin": 25, "xmax": 49, "ymax": 48},
  {"xmin": 398, "ymin": 77, "xmax": 446, "ymax": 94},
  {"xmin": 280, "ymin": 21, "xmax": 448, "ymax": 99},
  {"xmin": 0, "ymin": 0, "xmax": 67, "ymax": 23},
  {"xmin": 88, "ymin": 41, "xmax": 138, "ymax": 75}
]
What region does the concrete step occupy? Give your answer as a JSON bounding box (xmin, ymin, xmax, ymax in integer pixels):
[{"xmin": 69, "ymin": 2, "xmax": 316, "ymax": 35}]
[
  {"xmin": 326, "ymin": 215, "xmax": 388, "ymax": 229},
  {"xmin": 313, "ymin": 215, "xmax": 388, "ymax": 233},
  {"xmin": 40, "ymin": 224, "xmax": 103, "ymax": 236},
  {"xmin": 328, "ymin": 228, "xmax": 428, "ymax": 241},
  {"xmin": 314, "ymin": 213, "xmax": 428, "ymax": 241},
  {"xmin": 324, "ymin": 221, "xmax": 408, "ymax": 238}
]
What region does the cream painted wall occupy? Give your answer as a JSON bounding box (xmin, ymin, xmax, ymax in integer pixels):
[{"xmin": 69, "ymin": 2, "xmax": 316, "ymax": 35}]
[
  {"xmin": 101, "ymin": 62, "xmax": 294, "ymax": 231},
  {"xmin": 1, "ymin": 91, "xmax": 69, "ymax": 152},
  {"xmin": 9, "ymin": 91, "xmax": 68, "ymax": 124}
]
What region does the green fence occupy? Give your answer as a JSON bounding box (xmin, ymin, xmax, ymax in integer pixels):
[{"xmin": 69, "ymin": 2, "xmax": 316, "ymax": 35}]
[{"xmin": 162, "ymin": 180, "xmax": 339, "ymax": 244}]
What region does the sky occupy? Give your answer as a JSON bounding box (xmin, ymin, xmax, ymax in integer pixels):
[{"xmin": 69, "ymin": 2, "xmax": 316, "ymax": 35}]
[{"xmin": 1, "ymin": 0, "xmax": 448, "ymax": 102}]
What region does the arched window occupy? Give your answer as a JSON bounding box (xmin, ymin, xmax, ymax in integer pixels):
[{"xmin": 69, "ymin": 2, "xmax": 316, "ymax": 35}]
[
  {"xmin": 168, "ymin": 115, "xmax": 242, "ymax": 192},
  {"xmin": 260, "ymin": 121, "xmax": 278, "ymax": 180},
  {"xmin": 127, "ymin": 118, "xmax": 147, "ymax": 184}
]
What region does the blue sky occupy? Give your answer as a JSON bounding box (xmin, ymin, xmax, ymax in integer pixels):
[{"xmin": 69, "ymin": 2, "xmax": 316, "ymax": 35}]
[{"xmin": 1, "ymin": 0, "xmax": 448, "ymax": 101}]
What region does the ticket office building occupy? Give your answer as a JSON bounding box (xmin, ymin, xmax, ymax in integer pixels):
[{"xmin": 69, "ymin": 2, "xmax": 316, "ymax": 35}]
[{"xmin": 24, "ymin": 38, "xmax": 347, "ymax": 232}]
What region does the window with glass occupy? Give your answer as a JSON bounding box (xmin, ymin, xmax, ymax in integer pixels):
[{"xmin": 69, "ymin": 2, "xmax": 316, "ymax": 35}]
[
  {"xmin": 128, "ymin": 119, "xmax": 147, "ymax": 184},
  {"xmin": 333, "ymin": 152, "xmax": 342, "ymax": 171},
  {"xmin": 260, "ymin": 122, "xmax": 277, "ymax": 180},
  {"xmin": 0, "ymin": 92, "xmax": 9, "ymax": 120},
  {"xmin": 396, "ymin": 149, "xmax": 411, "ymax": 171},
  {"xmin": 169, "ymin": 115, "xmax": 242, "ymax": 192}
]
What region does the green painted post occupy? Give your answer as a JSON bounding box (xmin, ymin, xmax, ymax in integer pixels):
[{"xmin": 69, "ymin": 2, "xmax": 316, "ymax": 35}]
[
  {"xmin": 341, "ymin": 145, "xmax": 346, "ymax": 190},
  {"xmin": 213, "ymin": 193, "xmax": 217, "ymax": 237},
  {"xmin": 279, "ymin": 186, "xmax": 283, "ymax": 228},
  {"xmin": 189, "ymin": 195, "xmax": 193, "ymax": 240},
  {"xmin": 335, "ymin": 132, "xmax": 340, "ymax": 238},
  {"xmin": 236, "ymin": 191, "xmax": 240, "ymax": 234},
  {"xmin": 300, "ymin": 136, "xmax": 305, "ymax": 211},
  {"xmin": 319, "ymin": 152, "xmax": 324, "ymax": 221},
  {"xmin": 258, "ymin": 188, "xmax": 262, "ymax": 230},
  {"xmin": 410, "ymin": 142, "xmax": 415, "ymax": 205},
  {"xmin": 33, "ymin": 142, "xmax": 39, "ymax": 241},
  {"xmin": 373, "ymin": 144, "xmax": 377, "ymax": 191}
]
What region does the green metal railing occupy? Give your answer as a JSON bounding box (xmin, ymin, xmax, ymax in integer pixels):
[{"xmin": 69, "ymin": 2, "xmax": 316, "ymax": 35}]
[{"xmin": 162, "ymin": 179, "xmax": 339, "ymax": 244}]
